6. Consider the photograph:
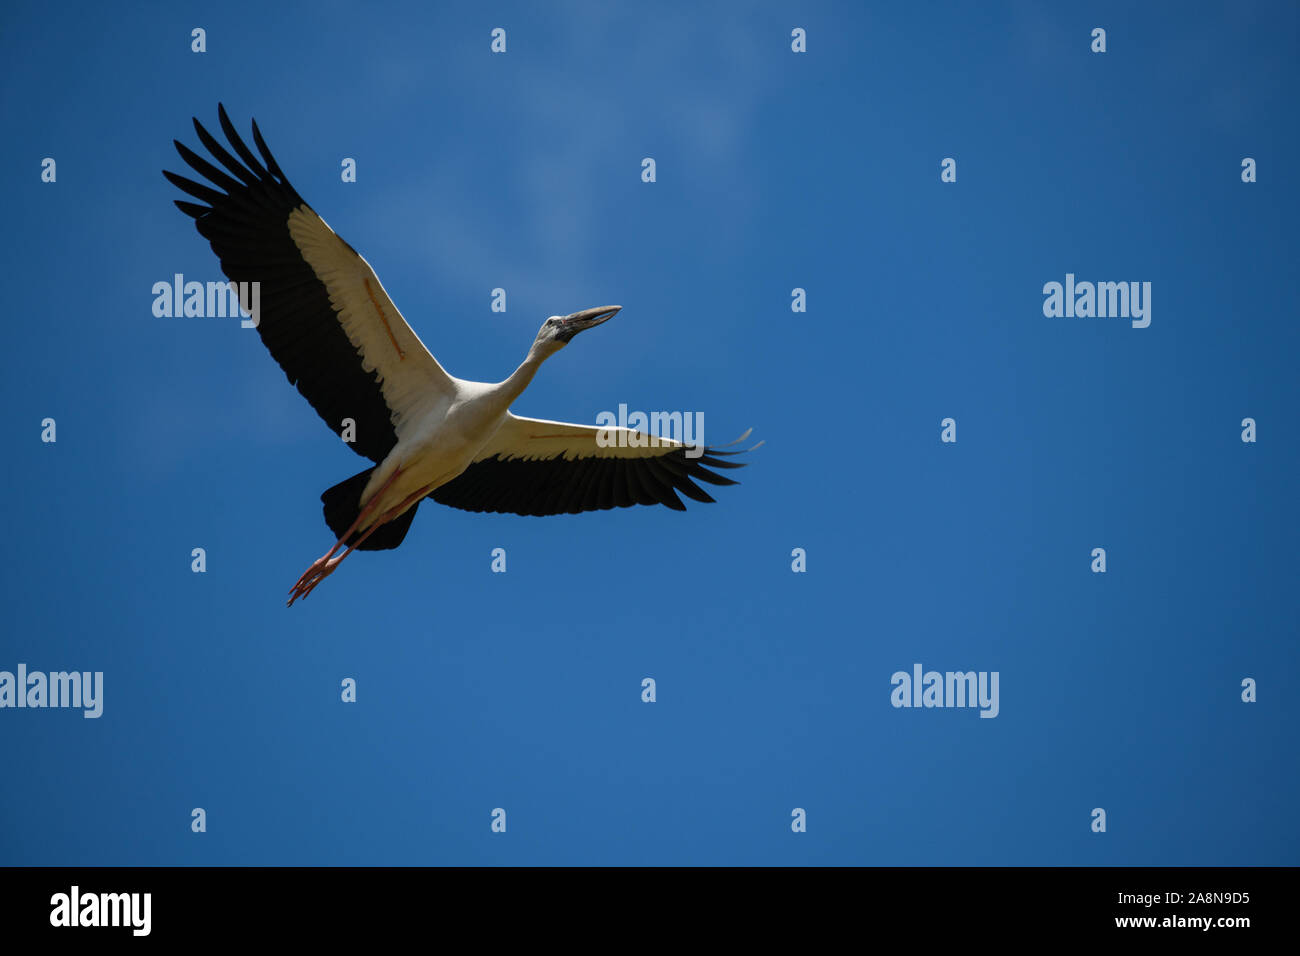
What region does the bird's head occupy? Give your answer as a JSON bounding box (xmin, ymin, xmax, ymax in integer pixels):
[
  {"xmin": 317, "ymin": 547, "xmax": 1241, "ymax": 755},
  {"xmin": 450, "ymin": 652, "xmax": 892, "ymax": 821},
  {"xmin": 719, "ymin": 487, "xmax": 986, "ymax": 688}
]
[{"xmin": 532, "ymin": 305, "xmax": 621, "ymax": 356}]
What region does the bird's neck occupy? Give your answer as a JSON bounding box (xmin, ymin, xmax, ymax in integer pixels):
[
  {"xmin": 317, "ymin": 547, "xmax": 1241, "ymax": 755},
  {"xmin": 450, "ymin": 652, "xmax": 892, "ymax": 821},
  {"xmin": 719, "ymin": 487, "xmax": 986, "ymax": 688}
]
[{"xmin": 496, "ymin": 347, "xmax": 549, "ymax": 407}]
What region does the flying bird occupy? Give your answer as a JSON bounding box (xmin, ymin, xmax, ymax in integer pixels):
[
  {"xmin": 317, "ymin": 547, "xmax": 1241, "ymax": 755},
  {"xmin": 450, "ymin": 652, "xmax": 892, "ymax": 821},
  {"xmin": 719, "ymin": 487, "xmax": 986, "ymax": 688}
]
[{"xmin": 164, "ymin": 105, "xmax": 758, "ymax": 606}]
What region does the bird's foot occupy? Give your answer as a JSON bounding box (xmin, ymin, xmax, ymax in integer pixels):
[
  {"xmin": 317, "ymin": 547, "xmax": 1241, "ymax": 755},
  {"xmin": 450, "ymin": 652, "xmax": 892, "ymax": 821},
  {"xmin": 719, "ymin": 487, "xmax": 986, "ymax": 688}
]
[
  {"xmin": 290, "ymin": 554, "xmax": 330, "ymax": 594},
  {"xmin": 287, "ymin": 555, "xmax": 343, "ymax": 607}
]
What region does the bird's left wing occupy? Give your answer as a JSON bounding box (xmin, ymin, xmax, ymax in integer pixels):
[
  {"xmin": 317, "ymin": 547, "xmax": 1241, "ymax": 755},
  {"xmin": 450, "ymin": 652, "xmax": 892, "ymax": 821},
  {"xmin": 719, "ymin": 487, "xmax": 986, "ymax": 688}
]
[
  {"xmin": 427, "ymin": 413, "xmax": 756, "ymax": 516},
  {"xmin": 164, "ymin": 104, "xmax": 457, "ymax": 463}
]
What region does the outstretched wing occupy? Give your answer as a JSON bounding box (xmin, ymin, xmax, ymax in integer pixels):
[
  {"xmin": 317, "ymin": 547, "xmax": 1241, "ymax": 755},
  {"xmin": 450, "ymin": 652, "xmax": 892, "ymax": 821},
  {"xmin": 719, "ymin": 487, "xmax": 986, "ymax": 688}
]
[
  {"xmin": 164, "ymin": 103, "xmax": 457, "ymax": 463},
  {"xmin": 428, "ymin": 414, "xmax": 757, "ymax": 516}
]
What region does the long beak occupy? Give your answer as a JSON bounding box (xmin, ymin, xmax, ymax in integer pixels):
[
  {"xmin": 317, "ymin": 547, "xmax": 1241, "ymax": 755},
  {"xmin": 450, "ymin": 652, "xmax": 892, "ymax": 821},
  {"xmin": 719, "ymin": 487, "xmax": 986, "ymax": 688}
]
[{"xmin": 560, "ymin": 305, "xmax": 621, "ymax": 336}]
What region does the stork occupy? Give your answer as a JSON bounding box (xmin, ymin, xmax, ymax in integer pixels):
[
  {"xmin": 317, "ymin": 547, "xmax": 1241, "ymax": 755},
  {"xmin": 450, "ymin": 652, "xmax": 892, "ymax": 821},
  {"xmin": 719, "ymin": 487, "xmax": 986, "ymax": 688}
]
[{"xmin": 165, "ymin": 105, "xmax": 758, "ymax": 606}]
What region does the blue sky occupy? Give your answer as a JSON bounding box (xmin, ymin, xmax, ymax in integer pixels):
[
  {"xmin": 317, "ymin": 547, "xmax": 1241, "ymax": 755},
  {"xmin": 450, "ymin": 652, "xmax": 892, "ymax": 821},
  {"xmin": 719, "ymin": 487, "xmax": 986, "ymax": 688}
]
[{"xmin": 1, "ymin": 1, "xmax": 1296, "ymax": 865}]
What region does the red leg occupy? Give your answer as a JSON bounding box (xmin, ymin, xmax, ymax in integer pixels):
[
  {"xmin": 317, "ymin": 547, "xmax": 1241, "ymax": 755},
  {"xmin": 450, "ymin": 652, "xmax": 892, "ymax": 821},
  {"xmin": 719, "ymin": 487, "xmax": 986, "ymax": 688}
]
[
  {"xmin": 289, "ymin": 466, "xmax": 406, "ymax": 595},
  {"xmin": 286, "ymin": 480, "xmax": 436, "ymax": 607}
]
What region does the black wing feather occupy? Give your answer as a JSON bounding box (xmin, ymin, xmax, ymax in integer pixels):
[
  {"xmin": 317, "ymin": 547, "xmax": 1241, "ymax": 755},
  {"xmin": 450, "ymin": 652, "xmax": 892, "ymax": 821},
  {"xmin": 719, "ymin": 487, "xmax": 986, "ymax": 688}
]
[
  {"xmin": 164, "ymin": 104, "xmax": 399, "ymax": 462},
  {"xmin": 428, "ymin": 445, "xmax": 748, "ymax": 517}
]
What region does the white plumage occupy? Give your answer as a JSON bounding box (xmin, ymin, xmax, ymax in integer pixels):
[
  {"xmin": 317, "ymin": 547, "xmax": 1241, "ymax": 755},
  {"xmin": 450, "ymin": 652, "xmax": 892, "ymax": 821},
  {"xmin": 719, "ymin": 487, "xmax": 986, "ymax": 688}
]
[{"xmin": 164, "ymin": 105, "xmax": 758, "ymax": 605}]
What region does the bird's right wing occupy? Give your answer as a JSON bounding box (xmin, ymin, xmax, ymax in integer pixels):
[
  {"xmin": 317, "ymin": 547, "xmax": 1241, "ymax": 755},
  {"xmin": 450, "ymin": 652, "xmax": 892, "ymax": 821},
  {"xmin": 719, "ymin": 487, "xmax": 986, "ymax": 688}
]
[
  {"xmin": 164, "ymin": 104, "xmax": 457, "ymax": 463},
  {"xmin": 427, "ymin": 413, "xmax": 758, "ymax": 516}
]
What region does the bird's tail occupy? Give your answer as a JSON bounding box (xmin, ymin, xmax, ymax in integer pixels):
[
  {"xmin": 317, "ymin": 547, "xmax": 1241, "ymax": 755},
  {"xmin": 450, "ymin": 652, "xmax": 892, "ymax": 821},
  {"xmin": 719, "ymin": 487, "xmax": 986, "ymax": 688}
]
[{"xmin": 321, "ymin": 468, "xmax": 420, "ymax": 551}]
